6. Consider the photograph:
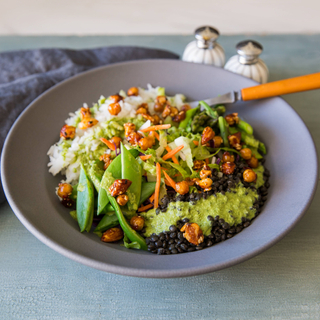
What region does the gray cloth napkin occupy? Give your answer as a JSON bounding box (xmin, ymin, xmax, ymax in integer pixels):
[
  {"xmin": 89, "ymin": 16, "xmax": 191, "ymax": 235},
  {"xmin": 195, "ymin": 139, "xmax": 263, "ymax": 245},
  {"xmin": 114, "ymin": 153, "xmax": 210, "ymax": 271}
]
[{"xmin": 0, "ymin": 46, "xmax": 179, "ymax": 203}]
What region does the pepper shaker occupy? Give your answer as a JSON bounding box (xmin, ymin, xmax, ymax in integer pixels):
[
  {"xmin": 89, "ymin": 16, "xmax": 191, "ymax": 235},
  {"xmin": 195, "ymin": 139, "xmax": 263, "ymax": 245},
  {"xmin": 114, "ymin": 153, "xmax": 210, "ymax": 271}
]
[
  {"xmin": 182, "ymin": 26, "xmax": 225, "ymax": 67},
  {"xmin": 224, "ymin": 40, "xmax": 269, "ymax": 84}
]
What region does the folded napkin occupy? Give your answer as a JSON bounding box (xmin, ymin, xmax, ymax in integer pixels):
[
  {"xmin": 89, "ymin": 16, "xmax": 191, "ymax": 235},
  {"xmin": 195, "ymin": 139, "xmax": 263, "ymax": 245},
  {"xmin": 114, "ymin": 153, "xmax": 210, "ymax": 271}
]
[{"xmin": 0, "ymin": 46, "xmax": 179, "ymax": 203}]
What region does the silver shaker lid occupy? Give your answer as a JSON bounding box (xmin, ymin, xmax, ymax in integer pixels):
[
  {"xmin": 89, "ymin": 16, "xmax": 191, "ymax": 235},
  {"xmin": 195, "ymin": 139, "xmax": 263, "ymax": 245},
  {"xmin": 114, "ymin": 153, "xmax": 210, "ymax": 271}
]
[
  {"xmin": 195, "ymin": 26, "xmax": 220, "ymax": 49},
  {"xmin": 236, "ymin": 40, "xmax": 263, "ymax": 65}
]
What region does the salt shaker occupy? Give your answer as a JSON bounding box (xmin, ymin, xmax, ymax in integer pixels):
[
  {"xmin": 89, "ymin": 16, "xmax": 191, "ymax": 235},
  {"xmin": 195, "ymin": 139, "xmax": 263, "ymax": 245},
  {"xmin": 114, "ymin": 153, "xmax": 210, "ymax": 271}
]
[
  {"xmin": 182, "ymin": 26, "xmax": 225, "ymax": 67},
  {"xmin": 224, "ymin": 40, "xmax": 269, "ymax": 84}
]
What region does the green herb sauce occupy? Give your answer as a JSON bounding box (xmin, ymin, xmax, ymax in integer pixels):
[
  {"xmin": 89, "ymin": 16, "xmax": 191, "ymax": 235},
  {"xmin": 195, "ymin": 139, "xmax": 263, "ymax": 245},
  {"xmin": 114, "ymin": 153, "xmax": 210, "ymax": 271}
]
[{"xmin": 141, "ymin": 184, "xmax": 258, "ymax": 237}]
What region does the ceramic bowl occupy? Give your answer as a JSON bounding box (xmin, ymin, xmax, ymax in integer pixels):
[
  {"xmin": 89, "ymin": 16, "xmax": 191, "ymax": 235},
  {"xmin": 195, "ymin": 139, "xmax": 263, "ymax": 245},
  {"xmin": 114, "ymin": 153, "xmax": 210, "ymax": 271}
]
[{"xmin": 1, "ymin": 60, "xmax": 318, "ymax": 278}]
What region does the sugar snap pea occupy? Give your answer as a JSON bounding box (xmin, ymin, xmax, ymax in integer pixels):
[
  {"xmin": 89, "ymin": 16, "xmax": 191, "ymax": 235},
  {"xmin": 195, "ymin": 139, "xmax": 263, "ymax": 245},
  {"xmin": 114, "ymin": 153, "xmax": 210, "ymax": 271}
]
[
  {"xmin": 237, "ymin": 119, "xmax": 253, "ymax": 135},
  {"xmin": 108, "ymin": 195, "xmax": 148, "ymax": 250},
  {"xmin": 213, "ymin": 105, "xmax": 226, "ymax": 116},
  {"xmin": 121, "ymin": 143, "xmax": 142, "ymax": 211},
  {"xmin": 94, "ymin": 213, "xmax": 118, "ymax": 233},
  {"xmin": 77, "ymin": 164, "xmax": 95, "ymax": 232},
  {"xmin": 97, "ymin": 156, "xmax": 121, "ymax": 215},
  {"xmin": 88, "ymin": 160, "xmax": 104, "ymax": 192},
  {"xmin": 218, "ymin": 116, "xmax": 230, "ymax": 147},
  {"xmin": 179, "ymin": 106, "xmax": 200, "ymax": 129},
  {"xmin": 139, "ymin": 182, "xmax": 157, "ymax": 205},
  {"xmin": 199, "ymin": 101, "xmax": 219, "ymax": 119},
  {"xmin": 104, "ymin": 203, "xmax": 114, "ymax": 212},
  {"xmin": 230, "ymin": 126, "xmax": 262, "ymax": 150},
  {"xmin": 97, "ymin": 149, "xmax": 140, "ymax": 215}
]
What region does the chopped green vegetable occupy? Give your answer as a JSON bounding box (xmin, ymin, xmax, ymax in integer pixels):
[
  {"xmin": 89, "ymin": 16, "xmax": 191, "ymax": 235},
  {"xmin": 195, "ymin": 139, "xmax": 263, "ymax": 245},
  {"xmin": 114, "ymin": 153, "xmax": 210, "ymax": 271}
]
[
  {"xmin": 121, "ymin": 143, "xmax": 142, "ymax": 211},
  {"xmin": 76, "ymin": 164, "xmax": 94, "ymax": 232}
]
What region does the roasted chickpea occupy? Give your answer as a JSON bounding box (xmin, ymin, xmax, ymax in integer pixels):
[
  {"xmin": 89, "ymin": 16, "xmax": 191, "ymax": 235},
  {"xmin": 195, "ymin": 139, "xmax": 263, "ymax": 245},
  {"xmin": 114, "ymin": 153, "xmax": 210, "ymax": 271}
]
[
  {"xmin": 110, "ymin": 94, "xmax": 123, "ymax": 103},
  {"xmin": 80, "ymin": 107, "xmax": 91, "ymax": 120},
  {"xmin": 213, "ymin": 136, "xmax": 223, "ymax": 148},
  {"xmin": 109, "ymin": 136, "xmax": 122, "ymax": 149},
  {"xmin": 127, "ymin": 87, "xmax": 139, "ymax": 96},
  {"xmin": 136, "ymin": 107, "xmax": 148, "ymax": 115},
  {"xmin": 172, "ymin": 111, "xmax": 186, "ymax": 123},
  {"xmin": 137, "ymin": 103, "xmax": 149, "ymax": 114},
  {"xmin": 185, "ymin": 178, "xmax": 195, "ymax": 186},
  {"xmin": 162, "ymin": 105, "xmax": 171, "ymax": 118},
  {"xmin": 138, "ymin": 137, "xmax": 154, "ymax": 151},
  {"xmin": 220, "ymin": 162, "xmax": 236, "ymax": 175},
  {"xmin": 225, "ymin": 113, "xmax": 239, "ymax": 126},
  {"xmin": 99, "ymin": 154, "xmax": 113, "ymax": 170},
  {"xmin": 78, "ymin": 118, "xmax": 98, "ymax": 130},
  {"xmin": 109, "ymin": 179, "xmax": 132, "ymax": 196},
  {"xmin": 57, "ymin": 183, "xmax": 73, "ymax": 199},
  {"xmin": 156, "ymin": 95, "xmax": 167, "ymax": 105},
  {"xmin": 201, "ymin": 127, "xmax": 215, "ymax": 145},
  {"xmin": 154, "ymin": 103, "xmax": 165, "ymax": 113},
  {"xmin": 200, "ymin": 165, "xmax": 212, "ymax": 179},
  {"xmin": 181, "ymin": 104, "xmax": 191, "ymax": 112},
  {"xmin": 108, "ymin": 102, "xmax": 121, "ymax": 115},
  {"xmin": 123, "ymin": 123, "xmax": 136, "ymax": 137},
  {"xmin": 127, "ymin": 132, "xmax": 142, "ymax": 146},
  {"xmin": 116, "ymin": 194, "xmax": 129, "ymax": 206},
  {"xmin": 228, "ymin": 132, "xmax": 242, "ymax": 151},
  {"xmin": 198, "ymin": 178, "xmax": 213, "ymax": 189},
  {"xmin": 247, "ymin": 156, "xmax": 259, "ymax": 168},
  {"xmin": 141, "ymin": 114, "xmax": 155, "ymax": 123},
  {"xmin": 193, "ymin": 160, "xmax": 205, "ymax": 170},
  {"xmin": 176, "ymin": 181, "xmax": 190, "ymax": 195},
  {"xmin": 240, "ymin": 148, "xmax": 252, "ymax": 160},
  {"xmin": 152, "ymin": 114, "xmax": 161, "ymax": 125},
  {"xmin": 162, "ymin": 105, "xmax": 178, "ymax": 118},
  {"xmin": 170, "ymin": 106, "xmax": 179, "ymax": 116},
  {"xmin": 147, "ymin": 131, "xmax": 156, "ymax": 144},
  {"xmin": 130, "ymin": 216, "xmax": 145, "ymax": 231},
  {"xmin": 60, "ymin": 125, "xmax": 76, "ymax": 140},
  {"xmin": 181, "ymin": 223, "xmax": 204, "ymax": 245},
  {"xmin": 243, "ymin": 169, "xmax": 257, "ymax": 183},
  {"xmin": 101, "ymin": 227, "xmax": 124, "ymax": 242},
  {"xmin": 222, "ymin": 151, "xmax": 235, "ymax": 163}
]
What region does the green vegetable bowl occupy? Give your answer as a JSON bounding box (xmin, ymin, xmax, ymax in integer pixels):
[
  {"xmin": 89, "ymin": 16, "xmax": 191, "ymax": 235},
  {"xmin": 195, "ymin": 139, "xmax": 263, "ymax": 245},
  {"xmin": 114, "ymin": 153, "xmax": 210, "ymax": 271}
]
[{"xmin": 1, "ymin": 60, "xmax": 317, "ymax": 278}]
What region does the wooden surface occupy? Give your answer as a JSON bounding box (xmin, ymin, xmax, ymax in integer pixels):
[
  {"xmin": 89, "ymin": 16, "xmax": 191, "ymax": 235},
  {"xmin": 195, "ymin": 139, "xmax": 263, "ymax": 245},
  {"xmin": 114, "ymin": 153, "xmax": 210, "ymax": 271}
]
[{"xmin": 1, "ymin": 35, "xmax": 320, "ymax": 319}]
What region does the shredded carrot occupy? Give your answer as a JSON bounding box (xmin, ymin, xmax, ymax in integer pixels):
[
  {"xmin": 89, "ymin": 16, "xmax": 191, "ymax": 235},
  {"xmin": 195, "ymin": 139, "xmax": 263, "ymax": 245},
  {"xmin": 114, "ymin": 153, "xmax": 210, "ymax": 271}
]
[
  {"xmin": 165, "ymin": 148, "xmax": 179, "ymax": 164},
  {"xmin": 138, "ymin": 204, "xmax": 154, "ymax": 212},
  {"xmin": 164, "ymin": 179, "xmax": 172, "ymax": 187},
  {"xmin": 160, "ymin": 167, "xmax": 168, "ymax": 171},
  {"xmin": 162, "ymin": 145, "xmax": 184, "ymax": 161},
  {"xmin": 153, "ymin": 132, "xmax": 160, "ymax": 140},
  {"xmin": 193, "ymin": 140, "xmax": 199, "ymax": 146},
  {"xmin": 140, "ymin": 124, "xmax": 171, "ymax": 132},
  {"xmin": 139, "ymin": 155, "xmax": 152, "ymax": 160},
  {"xmin": 154, "ymin": 163, "xmax": 161, "ymax": 208},
  {"xmin": 149, "ymin": 193, "xmax": 155, "ymax": 203},
  {"xmin": 162, "ymin": 171, "xmax": 177, "ymax": 191},
  {"xmin": 173, "ymin": 173, "xmax": 181, "ymax": 177},
  {"xmin": 205, "ymin": 158, "xmax": 209, "ymax": 164},
  {"xmin": 153, "ymin": 131, "xmax": 179, "ymax": 164},
  {"xmin": 100, "ymin": 137, "xmax": 115, "ymax": 150}
]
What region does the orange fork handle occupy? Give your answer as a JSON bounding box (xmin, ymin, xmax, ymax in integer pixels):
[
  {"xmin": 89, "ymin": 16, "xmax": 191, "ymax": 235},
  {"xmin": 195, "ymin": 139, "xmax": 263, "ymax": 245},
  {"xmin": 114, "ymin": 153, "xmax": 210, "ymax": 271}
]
[{"xmin": 241, "ymin": 72, "xmax": 320, "ymax": 101}]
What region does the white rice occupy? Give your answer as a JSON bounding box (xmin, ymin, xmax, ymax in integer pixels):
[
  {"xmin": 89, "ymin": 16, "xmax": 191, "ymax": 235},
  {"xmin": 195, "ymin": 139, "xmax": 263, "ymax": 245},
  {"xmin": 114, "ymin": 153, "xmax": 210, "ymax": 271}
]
[{"xmin": 47, "ymin": 85, "xmax": 186, "ymax": 185}]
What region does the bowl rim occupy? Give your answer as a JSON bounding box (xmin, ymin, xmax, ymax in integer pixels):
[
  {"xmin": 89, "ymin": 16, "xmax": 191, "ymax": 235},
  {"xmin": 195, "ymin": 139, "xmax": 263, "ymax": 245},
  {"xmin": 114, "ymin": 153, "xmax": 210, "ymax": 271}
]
[{"xmin": 1, "ymin": 59, "xmax": 318, "ymax": 278}]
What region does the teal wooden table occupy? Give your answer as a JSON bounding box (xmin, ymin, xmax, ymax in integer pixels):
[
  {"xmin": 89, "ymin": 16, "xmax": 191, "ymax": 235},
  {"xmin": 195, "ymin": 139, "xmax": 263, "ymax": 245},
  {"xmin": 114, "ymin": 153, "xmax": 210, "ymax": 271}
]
[{"xmin": 1, "ymin": 35, "xmax": 320, "ymax": 319}]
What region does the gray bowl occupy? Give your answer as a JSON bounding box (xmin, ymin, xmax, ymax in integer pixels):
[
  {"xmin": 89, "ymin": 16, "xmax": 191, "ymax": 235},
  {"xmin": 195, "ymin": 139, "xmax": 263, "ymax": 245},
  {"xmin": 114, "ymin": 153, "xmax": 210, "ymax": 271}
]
[{"xmin": 1, "ymin": 60, "xmax": 318, "ymax": 278}]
